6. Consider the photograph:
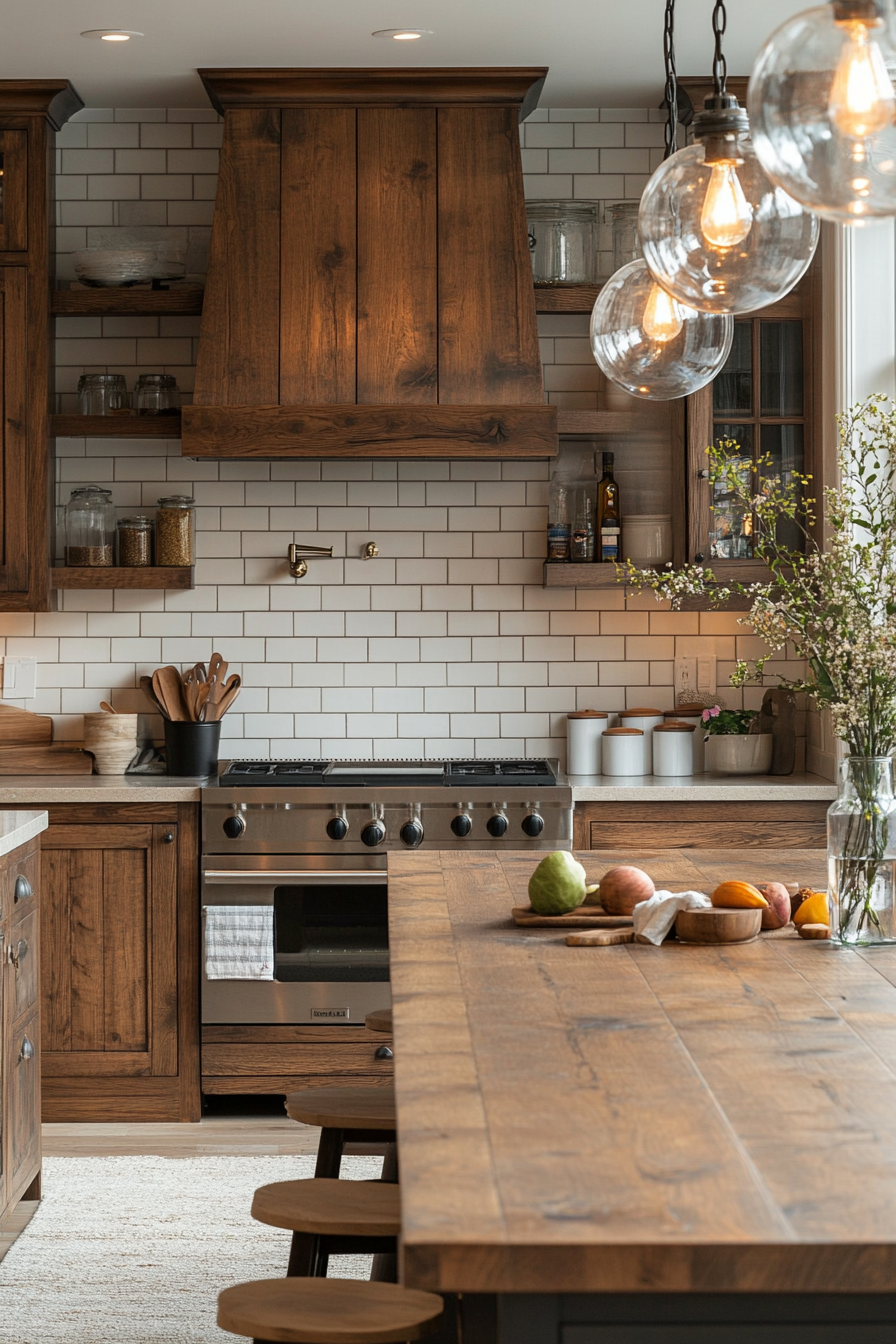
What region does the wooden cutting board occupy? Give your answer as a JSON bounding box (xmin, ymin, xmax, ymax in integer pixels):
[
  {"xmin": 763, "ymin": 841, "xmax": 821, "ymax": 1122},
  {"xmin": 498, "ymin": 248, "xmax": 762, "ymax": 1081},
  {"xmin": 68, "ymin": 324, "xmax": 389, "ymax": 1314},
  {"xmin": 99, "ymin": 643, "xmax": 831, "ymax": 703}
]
[
  {"xmin": 512, "ymin": 906, "xmax": 633, "ymax": 928},
  {"xmin": 0, "ymin": 704, "xmax": 53, "ymax": 745},
  {"xmin": 0, "ymin": 745, "xmax": 93, "ymax": 774}
]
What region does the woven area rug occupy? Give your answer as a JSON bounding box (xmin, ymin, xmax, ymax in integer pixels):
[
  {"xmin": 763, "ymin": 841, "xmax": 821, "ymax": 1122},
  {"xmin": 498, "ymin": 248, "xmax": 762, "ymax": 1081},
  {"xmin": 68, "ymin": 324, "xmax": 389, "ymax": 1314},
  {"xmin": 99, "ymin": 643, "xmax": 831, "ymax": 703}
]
[{"xmin": 0, "ymin": 1154, "xmax": 382, "ymax": 1344}]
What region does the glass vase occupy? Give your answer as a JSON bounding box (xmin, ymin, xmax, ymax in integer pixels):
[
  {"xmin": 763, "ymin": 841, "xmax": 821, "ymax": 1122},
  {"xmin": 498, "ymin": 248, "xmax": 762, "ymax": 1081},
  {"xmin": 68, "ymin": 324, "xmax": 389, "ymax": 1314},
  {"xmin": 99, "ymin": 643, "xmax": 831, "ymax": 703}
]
[{"xmin": 828, "ymin": 757, "xmax": 896, "ymax": 945}]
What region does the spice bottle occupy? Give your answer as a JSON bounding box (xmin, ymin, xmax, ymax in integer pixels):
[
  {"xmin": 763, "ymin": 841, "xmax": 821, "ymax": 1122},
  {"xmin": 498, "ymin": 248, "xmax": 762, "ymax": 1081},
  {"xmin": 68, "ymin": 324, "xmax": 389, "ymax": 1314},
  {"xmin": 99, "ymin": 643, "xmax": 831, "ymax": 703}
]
[
  {"xmin": 117, "ymin": 515, "xmax": 153, "ymax": 567},
  {"xmin": 155, "ymin": 495, "xmax": 195, "ymax": 566}
]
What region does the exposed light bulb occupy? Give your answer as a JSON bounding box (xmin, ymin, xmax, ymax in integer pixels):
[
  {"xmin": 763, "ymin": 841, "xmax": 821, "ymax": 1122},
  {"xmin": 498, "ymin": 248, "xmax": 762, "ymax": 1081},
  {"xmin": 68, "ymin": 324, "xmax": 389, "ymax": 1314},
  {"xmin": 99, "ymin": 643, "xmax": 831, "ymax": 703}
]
[
  {"xmin": 829, "ymin": 19, "xmax": 895, "ymax": 140},
  {"xmin": 700, "ymin": 161, "xmax": 753, "ymax": 248},
  {"xmin": 641, "ymin": 284, "xmax": 683, "ymax": 342}
]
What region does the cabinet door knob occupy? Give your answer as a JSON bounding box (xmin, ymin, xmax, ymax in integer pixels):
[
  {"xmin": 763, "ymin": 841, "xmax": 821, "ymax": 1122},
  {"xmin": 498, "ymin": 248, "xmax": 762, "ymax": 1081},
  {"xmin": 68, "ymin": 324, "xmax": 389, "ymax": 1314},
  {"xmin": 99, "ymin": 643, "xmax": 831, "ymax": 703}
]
[
  {"xmin": 694, "ymin": 552, "xmax": 705, "ymax": 563},
  {"xmin": 374, "ymin": 1045, "xmax": 394, "ymax": 1061},
  {"xmin": 162, "ymin": 832, "xmax": 175, "ymax": 844},
  {"xmin": 697, "ymin": 469, "xmax": 711, "ymax": 480},
  {"xmin": 19, "ymin": 1036, "xmax": 34, "ymax": 1062},
  {"xmin": 14, "ymin": 876, "xmax": 32, "ymax": 903}
]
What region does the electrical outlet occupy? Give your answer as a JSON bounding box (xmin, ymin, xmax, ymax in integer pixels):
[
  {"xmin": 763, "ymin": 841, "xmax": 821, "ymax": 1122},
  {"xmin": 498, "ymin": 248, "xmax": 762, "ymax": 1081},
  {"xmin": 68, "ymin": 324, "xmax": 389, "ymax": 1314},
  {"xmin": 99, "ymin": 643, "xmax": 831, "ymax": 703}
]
[
  {"xmin": 1, "ymin": 657, "xmax": 37, "ymax": 700},
  {"xmin": 696, "ymin": 655, "xmax": 717, "ymax": 699},
  {"xmin": 674, "ymin": 656, "xmax": 697, "ymax": 700}
]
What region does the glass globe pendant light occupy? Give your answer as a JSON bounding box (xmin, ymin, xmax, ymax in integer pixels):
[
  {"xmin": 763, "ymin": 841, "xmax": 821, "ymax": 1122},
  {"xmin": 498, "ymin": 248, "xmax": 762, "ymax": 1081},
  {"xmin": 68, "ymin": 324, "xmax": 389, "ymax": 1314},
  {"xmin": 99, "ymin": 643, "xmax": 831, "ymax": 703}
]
[
  {"xmin": 748, "ymin": 0, "xmax": 896, "ymax": 222},
  {"xmin": 638, "ymin": 0, "xmax": 820, "ymax": 314},
  {"xmin": 590, "ymin": 0, "xmax": 734, "ymax": 400}
]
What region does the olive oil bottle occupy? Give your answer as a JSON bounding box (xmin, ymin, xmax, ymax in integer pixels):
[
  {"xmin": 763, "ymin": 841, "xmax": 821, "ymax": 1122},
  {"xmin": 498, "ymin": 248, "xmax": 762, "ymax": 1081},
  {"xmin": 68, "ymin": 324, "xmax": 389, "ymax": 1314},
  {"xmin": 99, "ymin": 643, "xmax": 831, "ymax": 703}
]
[{"xmin": 596, "ymin": 452, "xmax": 621, "ymax": 563}]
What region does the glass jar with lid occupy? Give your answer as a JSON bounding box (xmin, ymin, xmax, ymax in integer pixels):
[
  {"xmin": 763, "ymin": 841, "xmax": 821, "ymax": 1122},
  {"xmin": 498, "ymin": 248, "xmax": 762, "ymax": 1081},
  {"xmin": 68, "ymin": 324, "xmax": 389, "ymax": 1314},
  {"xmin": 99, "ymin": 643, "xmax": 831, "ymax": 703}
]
[
  {"xmin": 117, "ymin": 515, "xmax": 153, "ymax": 566},
  {"xmin": 65, "ymin": 486, "xmax": 115, "ymax": 566},
  {"xmin": 134, "ymin": 374, "xmax": 180, "ymax": 416},
  {"xmin": 609, "ymin": 201, "xmax": 643, "ymax": 274},
  {"xmin": 526, "ymin": 201, "xmax": 598, "ymax": 285},
  {"xmin": 155, "ymin": 496, "xmax": 195, "ymax": 566},
  {"xmin": 78, "ymin": 373, "xmax": 128, "ymax": 416}
]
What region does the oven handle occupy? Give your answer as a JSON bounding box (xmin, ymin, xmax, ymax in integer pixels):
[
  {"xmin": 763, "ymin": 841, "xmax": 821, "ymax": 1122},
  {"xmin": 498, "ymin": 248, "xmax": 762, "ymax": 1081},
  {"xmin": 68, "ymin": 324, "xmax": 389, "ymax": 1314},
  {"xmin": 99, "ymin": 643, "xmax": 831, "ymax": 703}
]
[{"xmin": 202, "ymin": 870, "xmax": 385, "ymax": 884}]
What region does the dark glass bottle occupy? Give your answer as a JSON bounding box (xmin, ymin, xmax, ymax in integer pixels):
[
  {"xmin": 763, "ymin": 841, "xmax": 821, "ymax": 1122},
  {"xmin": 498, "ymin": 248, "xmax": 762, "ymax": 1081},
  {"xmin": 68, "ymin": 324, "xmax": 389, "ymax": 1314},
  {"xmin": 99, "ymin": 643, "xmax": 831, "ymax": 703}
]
[{"xmin": 596, "ymin": 452, "xmax": 621, "ymax": 563}]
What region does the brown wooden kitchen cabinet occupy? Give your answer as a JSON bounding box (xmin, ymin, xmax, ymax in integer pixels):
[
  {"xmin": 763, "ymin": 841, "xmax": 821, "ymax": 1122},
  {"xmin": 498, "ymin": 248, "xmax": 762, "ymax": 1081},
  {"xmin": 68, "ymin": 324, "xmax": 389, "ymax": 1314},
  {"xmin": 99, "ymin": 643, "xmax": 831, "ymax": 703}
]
[
  {"xmin": 1, "ymin": 836, "xmax": 42, "ymax": 1222},
  {"xmin": 39, "ymin": 803, "xmax": 200, "ymax": 1122},
  {"xmin": 201, "ymin": 1024, "xmax": 394, "ymax": 1096},
  {"xmin": 0, "ymin": 82, "xmax": 82, "ymax": 611},
  {"xmin": 573, "ymin": 800, "xmax": 829, "ymax": 850}
]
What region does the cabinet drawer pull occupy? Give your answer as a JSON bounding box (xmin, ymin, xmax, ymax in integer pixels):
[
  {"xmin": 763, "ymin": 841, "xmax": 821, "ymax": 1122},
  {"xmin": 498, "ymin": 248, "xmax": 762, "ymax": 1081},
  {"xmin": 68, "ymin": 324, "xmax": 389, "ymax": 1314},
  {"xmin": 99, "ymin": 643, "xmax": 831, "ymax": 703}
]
[
  {"xmin": 162, "ymin": 832, "xmax": 175, "ymax": 844},
  {"xmin": 14, "ymin": 876, "xmax": 32, "ymax": 903},
  {"xmin": 19, "ymin": 1036, "xmax": 33, "ymax": 1063},
  {"xmin": 374, "ymin": 1045, "xmax": 394, "ymax": 1061},
  {"xmin": 7, "ymin": 939, "xmax": 27, "ymax": 970}
]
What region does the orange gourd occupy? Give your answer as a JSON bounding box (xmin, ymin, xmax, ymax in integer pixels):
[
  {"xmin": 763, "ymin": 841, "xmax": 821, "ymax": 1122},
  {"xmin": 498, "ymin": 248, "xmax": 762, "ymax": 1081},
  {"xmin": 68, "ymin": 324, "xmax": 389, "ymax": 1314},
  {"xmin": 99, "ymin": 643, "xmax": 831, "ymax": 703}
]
[{"xmin": 710, "ymin": 880, "xmax": 768, "ymax": 909}]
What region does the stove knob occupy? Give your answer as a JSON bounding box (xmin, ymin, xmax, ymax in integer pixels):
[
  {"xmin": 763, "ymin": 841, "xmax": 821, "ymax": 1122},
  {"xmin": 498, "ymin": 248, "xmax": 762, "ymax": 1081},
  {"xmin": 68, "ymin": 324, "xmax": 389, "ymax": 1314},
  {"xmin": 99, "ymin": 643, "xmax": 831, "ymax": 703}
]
[
  {"xmin": 400, "ymin": 819, "xmax": 424, "ymax": 848},
  {"xmin": 521, "ymin": 812, "xmax": 545, "ymax": 838},
  {"xmin": 451, "ymin": 813, "xmax": 472, "ymax": 838},
  {"xmin": 486, "ymin": 813, "xmax": 508, "ymax": 838},
  {"xmin": 222, "ymin": 815, "xmax": 245, "ymax": 840},
  {"xmin": 361, "ymin": 820, "xmax": 386, "ymax": 848},
  {"xmin": 326, "ymin": 816, "xmax": 348, "ymax": 841}
]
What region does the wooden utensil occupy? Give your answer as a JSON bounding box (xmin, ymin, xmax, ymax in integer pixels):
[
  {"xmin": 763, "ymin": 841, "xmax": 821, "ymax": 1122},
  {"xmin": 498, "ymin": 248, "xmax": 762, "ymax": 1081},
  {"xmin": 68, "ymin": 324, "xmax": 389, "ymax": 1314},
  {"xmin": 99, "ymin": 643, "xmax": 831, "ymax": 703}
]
[
  {"xmin": 205, "ymin": 674, "xmax": 241, "ymax": 721},
  {"xmin": 512, "ymin": 905, "xmax": 632, "ymax": 929},
  {"xmin": 566, "ymin": 928, "xmax": 635, "ymax": 947},
  {"xmin": 139, "ymin": 675, "xmax": 170, "ymax": 719},
  {"xmin": 675, "ymin": 906, "xmax": 762, "ymax": 945},
  {"xmin": 99, "ymin": 701, "xmax": 116, "ymax": 714},
  {"xmin": 195, "ymin": 683, "xmax": 211, "ymax": 722},
  {"xmin": 207, "ymin": 652, "xmax": 227, "ymax": 699},
  {"xmin": 153, "ymin": 667, "xmax": 189, "ymax": 722}
]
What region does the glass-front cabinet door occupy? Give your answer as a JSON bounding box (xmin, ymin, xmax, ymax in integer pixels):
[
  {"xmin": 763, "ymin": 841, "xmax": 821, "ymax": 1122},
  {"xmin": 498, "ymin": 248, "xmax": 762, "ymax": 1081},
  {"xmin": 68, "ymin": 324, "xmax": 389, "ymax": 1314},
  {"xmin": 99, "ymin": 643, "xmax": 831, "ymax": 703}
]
[
  {"xmin": 685, "ymin": 265, "xmax": 817, "ymax": 582},
  {"xmin": 0, "ymin": 131, "xmax": 27, "ymax": 253}
]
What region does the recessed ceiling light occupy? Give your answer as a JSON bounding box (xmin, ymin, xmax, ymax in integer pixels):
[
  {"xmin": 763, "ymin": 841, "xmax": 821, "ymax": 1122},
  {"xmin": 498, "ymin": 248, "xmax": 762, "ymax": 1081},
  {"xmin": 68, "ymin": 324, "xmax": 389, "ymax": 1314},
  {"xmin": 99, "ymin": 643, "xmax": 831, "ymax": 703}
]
[
  {"xmin": 80, "ymin": 29, "xmax": 144, "ymax": 41},
  {"xmin": 372, "ymin": 28, "xmax": 432, "ymax": 40}
]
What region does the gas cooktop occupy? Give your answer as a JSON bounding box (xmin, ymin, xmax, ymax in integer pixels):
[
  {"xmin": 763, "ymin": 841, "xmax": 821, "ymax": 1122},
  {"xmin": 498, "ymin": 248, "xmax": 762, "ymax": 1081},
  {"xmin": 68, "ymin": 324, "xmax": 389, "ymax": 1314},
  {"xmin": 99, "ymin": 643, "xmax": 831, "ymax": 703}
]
[{"xmin": 217, "ymin": 759, "xmax": 560, "ymax": 788}]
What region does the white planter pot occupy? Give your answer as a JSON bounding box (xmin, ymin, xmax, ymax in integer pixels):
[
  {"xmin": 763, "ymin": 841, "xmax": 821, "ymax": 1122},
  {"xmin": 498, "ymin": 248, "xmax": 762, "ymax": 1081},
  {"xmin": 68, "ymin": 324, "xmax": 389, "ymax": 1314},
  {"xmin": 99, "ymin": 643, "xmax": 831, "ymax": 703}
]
[{"xmin": 704, "ymin": 733, "xmax": 774, "ymax": 776}]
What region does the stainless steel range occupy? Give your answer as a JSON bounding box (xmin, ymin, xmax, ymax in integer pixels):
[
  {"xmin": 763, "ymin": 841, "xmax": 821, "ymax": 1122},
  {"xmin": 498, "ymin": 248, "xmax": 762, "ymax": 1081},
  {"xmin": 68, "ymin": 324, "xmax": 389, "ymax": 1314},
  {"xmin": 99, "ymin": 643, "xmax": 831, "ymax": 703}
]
[{"xmin": 201, "ymin": 758, "xmax": 572, "ymax": 1025}]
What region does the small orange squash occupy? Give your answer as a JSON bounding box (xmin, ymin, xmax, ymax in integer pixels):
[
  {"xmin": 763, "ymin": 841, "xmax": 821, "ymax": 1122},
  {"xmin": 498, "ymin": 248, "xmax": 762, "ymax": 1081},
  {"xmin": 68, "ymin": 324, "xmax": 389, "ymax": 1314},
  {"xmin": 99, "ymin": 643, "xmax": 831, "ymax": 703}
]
[{"xmin": 710, "ymin": 880, "xmax": 768, "ymax": 909}]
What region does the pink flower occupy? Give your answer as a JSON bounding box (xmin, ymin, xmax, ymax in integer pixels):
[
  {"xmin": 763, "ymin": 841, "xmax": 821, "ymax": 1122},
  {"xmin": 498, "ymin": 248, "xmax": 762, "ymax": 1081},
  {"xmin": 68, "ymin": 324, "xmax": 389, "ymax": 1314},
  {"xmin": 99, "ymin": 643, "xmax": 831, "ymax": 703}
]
[{"xmin": 702, "ymin": 706, "xmax": 721, "ymax": 722}]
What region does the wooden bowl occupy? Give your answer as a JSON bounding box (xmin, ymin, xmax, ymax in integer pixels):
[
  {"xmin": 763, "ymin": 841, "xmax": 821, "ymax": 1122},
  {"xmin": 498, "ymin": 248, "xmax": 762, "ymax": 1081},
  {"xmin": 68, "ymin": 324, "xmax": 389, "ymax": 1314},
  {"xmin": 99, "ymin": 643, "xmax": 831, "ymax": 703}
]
[{"xmin": 674, "ymin": 906, "xmax": 762, "ymax": 944}]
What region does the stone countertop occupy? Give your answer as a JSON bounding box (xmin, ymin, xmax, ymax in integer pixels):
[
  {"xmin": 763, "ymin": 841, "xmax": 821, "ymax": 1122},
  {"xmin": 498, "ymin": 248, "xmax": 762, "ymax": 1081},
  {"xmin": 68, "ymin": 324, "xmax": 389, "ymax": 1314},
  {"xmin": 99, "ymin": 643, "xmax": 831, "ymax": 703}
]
[
  {"xmin": 0, "ymin": 775, "xmax": 208, "ymax": 804},
  {"xmin": 0, "ymin": 810, "xmax": 48, "ymax": 857},
  {"xmin": 570, "ymin": 770, "xmax": 837, "ymax": 801}
]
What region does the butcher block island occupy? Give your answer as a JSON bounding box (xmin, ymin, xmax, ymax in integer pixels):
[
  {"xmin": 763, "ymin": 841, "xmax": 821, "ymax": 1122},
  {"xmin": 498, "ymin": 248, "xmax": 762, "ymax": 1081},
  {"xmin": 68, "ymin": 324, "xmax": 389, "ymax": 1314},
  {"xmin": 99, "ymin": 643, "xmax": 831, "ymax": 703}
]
[{"xmin": 388, "ymin": 847, "xmax": 896, "ymax": 1338}]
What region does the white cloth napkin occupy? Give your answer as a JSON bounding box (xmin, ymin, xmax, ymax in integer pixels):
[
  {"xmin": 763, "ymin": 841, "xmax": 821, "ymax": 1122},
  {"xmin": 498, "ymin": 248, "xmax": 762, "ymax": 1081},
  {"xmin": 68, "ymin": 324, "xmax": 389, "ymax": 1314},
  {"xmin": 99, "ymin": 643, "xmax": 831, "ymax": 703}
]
[
  {"xmin": 204, "ymin": 904, "xmax": 274, "ymax": 980},
  {"xmin": 632, "ymin": 890, "xmax": 712, "ymax": 945}
]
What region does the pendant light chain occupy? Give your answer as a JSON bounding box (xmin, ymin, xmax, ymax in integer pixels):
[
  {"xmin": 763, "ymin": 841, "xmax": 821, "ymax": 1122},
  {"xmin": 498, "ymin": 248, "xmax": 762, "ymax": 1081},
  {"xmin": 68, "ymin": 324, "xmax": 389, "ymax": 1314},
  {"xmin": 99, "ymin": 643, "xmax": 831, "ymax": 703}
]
[
  {"xmin": 663, "ymin": 0, "xmax": 677, "ymax": 161},
  {"xmin": 711, "ymin": 0, "xmax": 728, "ymax": 98}
]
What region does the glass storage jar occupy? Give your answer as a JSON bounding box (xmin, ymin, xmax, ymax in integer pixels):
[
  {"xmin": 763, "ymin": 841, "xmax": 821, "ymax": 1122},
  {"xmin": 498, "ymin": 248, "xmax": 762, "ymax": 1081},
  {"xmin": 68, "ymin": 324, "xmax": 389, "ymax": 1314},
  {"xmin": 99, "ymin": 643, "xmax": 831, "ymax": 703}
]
[
  {"xmin": 134, "ymin": 373, "xmax": 180, "ymax": 416},
  {"xmin": 77, "ymin": 373, "xmax": 128, "ymax": 416},
  {"xmin": 65, "ymin": 485, "xmax": 115, "ymax": 566},
  {"xmin": 117, "ymin": 515, "xmax": 153, "ymax": 567},
  {"xmin": 609, "ymin": 201, "xmax": 642, "ymax": 273},
  {"xmin": 526, "ymin": 201, "xmax": 598, "ymax": 285},
  {"xmin": 155, "ymin": 495, "xmax": 195, "ymax": 566}
]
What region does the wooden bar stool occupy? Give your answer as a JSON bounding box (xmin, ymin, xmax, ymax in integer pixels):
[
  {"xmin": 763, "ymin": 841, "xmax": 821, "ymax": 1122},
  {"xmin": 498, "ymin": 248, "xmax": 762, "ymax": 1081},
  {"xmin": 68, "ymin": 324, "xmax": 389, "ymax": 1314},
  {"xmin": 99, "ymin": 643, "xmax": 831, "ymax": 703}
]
[
  {"xmin": 285, "ymin": 1087, "xmax": 397, "ymax": 1180},
  {"xmin": 218, "ymin": 1278, "xmax": 443, "ymax": 1344},
  {"xmin": 365, "ymin": 1008, "xmax": 393, "ymax": 1034},
  {"xmin": 251, "ymin": 1177, "xmax": 400, "ymax": 1279}
]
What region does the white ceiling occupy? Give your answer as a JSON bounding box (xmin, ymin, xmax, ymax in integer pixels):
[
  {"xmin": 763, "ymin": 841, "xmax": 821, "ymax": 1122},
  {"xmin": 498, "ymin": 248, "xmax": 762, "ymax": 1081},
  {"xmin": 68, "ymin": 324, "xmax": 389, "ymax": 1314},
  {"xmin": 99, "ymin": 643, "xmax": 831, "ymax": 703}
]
[{"xmin": 1, "ymin": 0, "xmax": 809, "ymax": 110}]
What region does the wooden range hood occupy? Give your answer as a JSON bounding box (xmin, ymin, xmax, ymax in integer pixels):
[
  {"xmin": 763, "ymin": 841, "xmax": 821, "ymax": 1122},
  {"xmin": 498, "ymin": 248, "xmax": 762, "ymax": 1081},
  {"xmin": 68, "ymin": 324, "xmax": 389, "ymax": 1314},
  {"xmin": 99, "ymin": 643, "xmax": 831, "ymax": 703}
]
[{"xmin": 181, "ymin": 68, "xmax": 558, "ymax": 459}]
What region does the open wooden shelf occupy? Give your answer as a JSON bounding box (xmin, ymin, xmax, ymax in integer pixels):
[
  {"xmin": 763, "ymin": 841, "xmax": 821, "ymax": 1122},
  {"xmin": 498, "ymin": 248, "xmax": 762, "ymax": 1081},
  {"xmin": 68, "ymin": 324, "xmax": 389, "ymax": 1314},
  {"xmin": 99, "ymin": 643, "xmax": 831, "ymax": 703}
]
[
  {"xmin": 557, "ymin": 410, "xmax": 645, "ymax": 435},
  {"xmin": 543, "ymin": 562, "xmax": 621, "ymax": 588},
  {"xmin": 51, "ymin": 287, "xmax": 204, "ymax": 316},
  {"xmin": 51, "ymin": 413, "xmax": 182, "ymax": 438},
  {"xmin": 51, "ymin": 566, "xmax": 194, "ymax": 590},
  {"xmin": 535, "ymin": 284, "xmax": 602, "ymax": 314}
]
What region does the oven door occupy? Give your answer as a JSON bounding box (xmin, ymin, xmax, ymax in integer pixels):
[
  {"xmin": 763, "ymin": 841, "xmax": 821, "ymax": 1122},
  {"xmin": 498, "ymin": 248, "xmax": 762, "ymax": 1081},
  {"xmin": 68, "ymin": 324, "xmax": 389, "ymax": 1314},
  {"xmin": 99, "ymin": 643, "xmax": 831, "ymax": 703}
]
[{"xmin": 201, "ymin": 855, "xmax": 390, "ymax": 1024}]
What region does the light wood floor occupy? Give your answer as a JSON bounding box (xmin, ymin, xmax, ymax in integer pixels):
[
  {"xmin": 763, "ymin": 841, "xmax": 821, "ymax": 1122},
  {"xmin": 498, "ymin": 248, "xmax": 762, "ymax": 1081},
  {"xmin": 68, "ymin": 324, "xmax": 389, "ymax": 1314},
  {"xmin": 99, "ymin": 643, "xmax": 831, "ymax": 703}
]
[{"xmin": 0, "ymin": 1114, "xmax": 387, "ymax": 1263}]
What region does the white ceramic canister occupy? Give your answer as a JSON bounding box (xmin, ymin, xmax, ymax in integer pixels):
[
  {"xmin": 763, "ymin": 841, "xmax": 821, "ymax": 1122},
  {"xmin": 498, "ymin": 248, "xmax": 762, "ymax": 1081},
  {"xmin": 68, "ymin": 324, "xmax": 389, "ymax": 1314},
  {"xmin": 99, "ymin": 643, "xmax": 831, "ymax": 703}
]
[
  {"xmin": 663, "ymin": 706, "xmax": 705, "ymax": 773},
  {"xmin": 622, "ymin": 515, "xmax": 672, "ymax": 567},
  {"xmin": 600, "ymin": 727, "xmax": 645, "ymax": 776},
  {"xmin": 618, "ymin": 707, "xmax": 665, "ymax": 774},
  {"xmin": 652, "ymin": 722, "xmax": 697, "ymax": 776},
  {"xmin": 566, "ymin": 710, "xmax": 609, "ymax": 775}
]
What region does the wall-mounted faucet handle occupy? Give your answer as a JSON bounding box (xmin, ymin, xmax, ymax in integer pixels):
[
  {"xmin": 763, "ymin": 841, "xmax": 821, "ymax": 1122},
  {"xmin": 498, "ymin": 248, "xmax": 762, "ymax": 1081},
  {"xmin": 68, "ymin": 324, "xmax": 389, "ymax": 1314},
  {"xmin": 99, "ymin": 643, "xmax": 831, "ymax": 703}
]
[
  {"xmin": 363, "ymin": 541, "xmax": 379, "ymax": 560},
  {"xmin": 288, "ymin": 541, "xmax": 334, "ymax": 579}
]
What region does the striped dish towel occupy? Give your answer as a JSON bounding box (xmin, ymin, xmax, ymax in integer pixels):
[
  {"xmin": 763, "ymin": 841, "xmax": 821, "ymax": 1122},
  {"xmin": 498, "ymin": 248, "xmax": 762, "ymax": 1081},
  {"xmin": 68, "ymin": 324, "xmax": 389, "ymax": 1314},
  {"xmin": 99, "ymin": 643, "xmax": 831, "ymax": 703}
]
[{"xmin": 204, "ymin": 905, "xmax": 274, "ymax": 980}]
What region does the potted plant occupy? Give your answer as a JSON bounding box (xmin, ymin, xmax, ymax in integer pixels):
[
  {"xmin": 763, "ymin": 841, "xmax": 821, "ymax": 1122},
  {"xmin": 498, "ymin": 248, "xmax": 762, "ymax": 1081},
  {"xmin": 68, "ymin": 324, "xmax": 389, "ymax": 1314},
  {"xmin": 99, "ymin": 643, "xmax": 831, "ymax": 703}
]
[
  {"xmin": 701, "ymin": 706, "xmax": 773, "ymax": 776},
  {"xmin": 619, "ymin": 394, "xmax": 896, "ymax": 945}
]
